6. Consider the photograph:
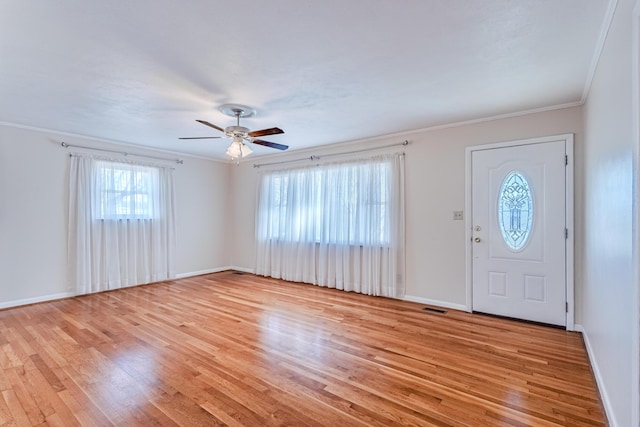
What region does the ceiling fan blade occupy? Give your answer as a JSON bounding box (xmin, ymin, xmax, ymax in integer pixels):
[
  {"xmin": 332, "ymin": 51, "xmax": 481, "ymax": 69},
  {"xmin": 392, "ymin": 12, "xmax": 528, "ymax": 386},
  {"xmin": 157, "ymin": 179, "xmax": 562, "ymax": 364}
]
[
  {"xmin": 252, "ymin": 139, "xmax": 288, "ymax": 150},
  {"xmin": 196, "ymin": 120, "xmax": 225, "ymax": 132},
  {"xmin": 248, "ymin": 127, "xmax": 284, "ymax": 138},
  {"xmin": 178, "ymin": 136, "xmax": 222, "ymax": 140}
]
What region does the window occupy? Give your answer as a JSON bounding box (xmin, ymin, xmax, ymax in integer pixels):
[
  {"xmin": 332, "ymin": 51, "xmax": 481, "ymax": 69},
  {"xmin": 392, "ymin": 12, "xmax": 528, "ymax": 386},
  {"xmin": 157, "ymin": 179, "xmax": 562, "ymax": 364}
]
[
  {"xmin": 498, "ymin": 171, "xmax": 533, "ymax": 250},
  {"xmin": 259, "ymin": 159, "xmax": 391, "ymax": 246},
  {"xmin": 254, "ymin": 152, "xmax": 405, "ymax": 298},
  {"xmin": 68, "ymin": 155, "xmax": 176, "ymax": 294},
  {"xmin": 94, "ymin": 160, "xmax": 160, "ymax": 220}
]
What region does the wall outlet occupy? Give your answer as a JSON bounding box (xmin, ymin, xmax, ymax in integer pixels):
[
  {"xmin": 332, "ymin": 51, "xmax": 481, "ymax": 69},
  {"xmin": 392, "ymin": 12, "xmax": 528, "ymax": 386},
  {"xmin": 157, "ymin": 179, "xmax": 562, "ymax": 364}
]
[{"xmin": 453, "ymin": 210, "xmax": 464, "ymax": 220}]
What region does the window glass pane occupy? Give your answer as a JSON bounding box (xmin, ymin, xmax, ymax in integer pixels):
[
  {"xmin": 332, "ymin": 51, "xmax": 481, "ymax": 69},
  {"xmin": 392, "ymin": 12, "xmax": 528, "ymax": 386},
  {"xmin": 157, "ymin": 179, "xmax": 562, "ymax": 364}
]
[
  {"xmin": 261, "ymin": 159, "xmax": 391, "ymax": 245},
  {"xmin": 94, "ymin": 161, "xmax": 159, "ymax": 220},
  {"xmin": 498, "ymin": 171, "xmax": 533, "ymax": 250}
]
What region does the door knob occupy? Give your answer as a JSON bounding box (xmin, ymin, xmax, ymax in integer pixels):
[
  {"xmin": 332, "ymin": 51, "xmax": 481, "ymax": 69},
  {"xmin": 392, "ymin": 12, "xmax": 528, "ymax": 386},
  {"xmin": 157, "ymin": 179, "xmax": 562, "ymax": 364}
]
[{"xmin": 474, "ymin": 237, "xmax": 481, "ymax": 243}]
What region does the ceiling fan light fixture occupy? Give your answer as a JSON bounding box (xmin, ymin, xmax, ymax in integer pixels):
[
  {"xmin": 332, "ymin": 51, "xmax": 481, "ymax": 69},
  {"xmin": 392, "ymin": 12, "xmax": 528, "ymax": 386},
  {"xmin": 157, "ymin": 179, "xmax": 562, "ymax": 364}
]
[
  {"xmin": 226, "ymin": 140, "xmax": 242, "ymax": 158},
  {"xmin": 240, "ymin": 142, "xmax": 252, "ymax": 157},
  {"xmin": 226, "ymin": 137, "xmax": 252, "ymax": 160}
]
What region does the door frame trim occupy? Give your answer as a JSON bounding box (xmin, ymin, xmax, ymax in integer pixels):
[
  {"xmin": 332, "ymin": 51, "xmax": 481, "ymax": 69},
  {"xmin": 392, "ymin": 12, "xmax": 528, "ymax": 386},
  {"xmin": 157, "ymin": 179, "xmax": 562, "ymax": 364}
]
[
  {"xmin": 632, "ymin": 1, "xmax": 640, "ymax": 423},
  {"xmin": 464, "ymin": 134, "xmax": 575, "ymax": 330}
]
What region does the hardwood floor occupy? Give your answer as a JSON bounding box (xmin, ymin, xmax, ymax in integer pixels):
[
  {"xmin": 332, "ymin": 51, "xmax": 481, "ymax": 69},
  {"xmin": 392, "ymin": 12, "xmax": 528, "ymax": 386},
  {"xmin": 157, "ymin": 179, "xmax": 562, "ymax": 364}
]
[{"xmin": 0, "ymin": 271, "xmax": 606, "ymax": 426}]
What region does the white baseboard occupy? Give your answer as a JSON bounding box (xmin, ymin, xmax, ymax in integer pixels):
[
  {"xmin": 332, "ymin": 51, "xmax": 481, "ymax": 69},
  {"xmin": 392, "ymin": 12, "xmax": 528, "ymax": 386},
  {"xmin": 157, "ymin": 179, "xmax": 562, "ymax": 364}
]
[
  {"xmin": 0, "ymin": 267, "xmax": 242, "ymax": 310},
  {"xmin": 0, "ymin": 292, "xmax": 75, "ymax": 310},
  {"xmin": 175, "ymin": 267, "xmax": 233, "ymax": 279},
  {"xmin": 228, "ymin": 266, "xmax": 255, "ymax": 274},
  {"xmin": 574, "ymin": 324, "xmax": 616, "ymax": 427},
  {"xmin": 402, "ymin": 294, "xmax": 467, "ymax": 311},
  {"xmin": 175, "ymin": 266, "xmax": 256, "ymax": 279}
]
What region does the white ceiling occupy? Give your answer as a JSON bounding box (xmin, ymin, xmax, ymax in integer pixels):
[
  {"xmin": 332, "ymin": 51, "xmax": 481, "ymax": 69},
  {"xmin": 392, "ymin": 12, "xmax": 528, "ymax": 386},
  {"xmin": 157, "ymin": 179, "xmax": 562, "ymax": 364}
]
[{"xmin": 0, "ymin": 1, "xmax": 611, "ymax": 160}]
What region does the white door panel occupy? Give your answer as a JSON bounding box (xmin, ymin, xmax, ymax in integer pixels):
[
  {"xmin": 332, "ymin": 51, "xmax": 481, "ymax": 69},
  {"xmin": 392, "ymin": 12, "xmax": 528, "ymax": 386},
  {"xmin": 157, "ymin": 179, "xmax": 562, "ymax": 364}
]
[{"xmin": 472, "ymin": 140, "xmax": 567, "ymax": 326}]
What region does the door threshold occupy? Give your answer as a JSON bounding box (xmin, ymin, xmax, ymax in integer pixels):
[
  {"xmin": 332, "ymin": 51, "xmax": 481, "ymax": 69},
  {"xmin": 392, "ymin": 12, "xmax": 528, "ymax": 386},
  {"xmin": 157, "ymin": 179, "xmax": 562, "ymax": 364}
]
[{"xmin": 472, "ymin": 311, "xmax": 566, "ymax": 330}]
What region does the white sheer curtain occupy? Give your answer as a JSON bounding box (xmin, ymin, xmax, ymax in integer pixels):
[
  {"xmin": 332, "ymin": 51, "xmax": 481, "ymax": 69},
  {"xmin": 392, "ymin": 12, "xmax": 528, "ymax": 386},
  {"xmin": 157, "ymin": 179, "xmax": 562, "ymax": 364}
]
[
  {"xmin": 255, "ymin": 153, "xmax": 405, "ymax": 298},
  {"xmin": 68, "ymin": 155, "xmax": 176, "ymax": 294}
]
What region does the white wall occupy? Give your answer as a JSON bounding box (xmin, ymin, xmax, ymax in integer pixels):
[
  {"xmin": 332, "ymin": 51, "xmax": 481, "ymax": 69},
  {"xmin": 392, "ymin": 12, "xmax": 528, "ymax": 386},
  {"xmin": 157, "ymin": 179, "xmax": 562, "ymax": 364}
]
[
  {"xmin": 581, "ymin": 0, "xmax": 638, "ymax": 425},
  {"xmin": 0, "ymin": 126, "xmax": 68, "ymax": 304},
  {"xmin": 0, "ymin": 124, "xmax": 232, "ymax": 307},
  {"xmin": 229, "ymin": 106, "xmax": 584, "ymax": 312},
  {"xmin": 174, "ymin": 151, "xmax": 232, "ymax": 276}
]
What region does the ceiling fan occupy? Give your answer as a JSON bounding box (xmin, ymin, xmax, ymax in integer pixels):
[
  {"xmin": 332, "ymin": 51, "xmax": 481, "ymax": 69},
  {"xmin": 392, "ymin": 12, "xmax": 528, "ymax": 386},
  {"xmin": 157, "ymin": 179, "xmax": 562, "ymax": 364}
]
[{"xmin": 179, "ymin": 104, "xmax": 288, "ymax": 159}]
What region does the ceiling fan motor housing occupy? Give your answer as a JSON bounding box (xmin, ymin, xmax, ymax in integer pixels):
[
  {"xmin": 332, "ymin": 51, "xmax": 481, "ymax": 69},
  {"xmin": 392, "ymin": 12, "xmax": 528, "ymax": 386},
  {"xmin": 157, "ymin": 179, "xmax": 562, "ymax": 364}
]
[{"xmin": 225, "ymin": 125, "xmax": 251, "ymax": 139}]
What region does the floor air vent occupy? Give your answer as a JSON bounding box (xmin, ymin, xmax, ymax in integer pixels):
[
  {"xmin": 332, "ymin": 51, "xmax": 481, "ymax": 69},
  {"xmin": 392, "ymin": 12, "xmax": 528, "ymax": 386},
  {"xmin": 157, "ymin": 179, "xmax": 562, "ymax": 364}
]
[
  {"xmin": 422, "ymin": 307, "xmax": 447, "ymax": 314},
  {"xmin": 232, "ymin": 271, "xmax": 245, "ymax": 275}
]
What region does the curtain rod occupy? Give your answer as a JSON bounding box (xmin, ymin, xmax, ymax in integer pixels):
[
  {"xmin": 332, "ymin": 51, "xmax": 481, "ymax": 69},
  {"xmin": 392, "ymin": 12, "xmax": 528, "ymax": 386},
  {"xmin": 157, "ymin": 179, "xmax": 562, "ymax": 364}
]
[
  {"xmin": 60, "ymin": 142, "xmax": 184, "ymax": 164},
  {"xmin": 253, "ymin": 140, "xmax": 409, "ymax": 169}
]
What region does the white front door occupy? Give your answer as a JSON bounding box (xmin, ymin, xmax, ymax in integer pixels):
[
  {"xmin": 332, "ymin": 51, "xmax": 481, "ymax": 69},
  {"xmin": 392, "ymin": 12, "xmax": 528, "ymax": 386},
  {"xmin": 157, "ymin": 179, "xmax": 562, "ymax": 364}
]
[{"xmin": 471, "ymin": 139, "xmax": 568, "ymax": 326}]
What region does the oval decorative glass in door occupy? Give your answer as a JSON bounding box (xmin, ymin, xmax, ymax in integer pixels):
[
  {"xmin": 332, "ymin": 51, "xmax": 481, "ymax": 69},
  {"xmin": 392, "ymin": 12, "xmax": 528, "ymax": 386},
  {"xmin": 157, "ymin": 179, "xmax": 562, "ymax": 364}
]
[{"xmin": 498, "ymin": 171, "xmax": 533, "ymax": 250}]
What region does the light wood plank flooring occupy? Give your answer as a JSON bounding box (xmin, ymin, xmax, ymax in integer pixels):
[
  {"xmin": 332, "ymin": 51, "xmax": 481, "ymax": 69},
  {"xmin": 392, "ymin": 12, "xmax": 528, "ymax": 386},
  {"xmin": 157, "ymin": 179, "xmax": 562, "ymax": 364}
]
[{"xmin": 0, "ymin": 271, "xmax": 606, "ymax": 426}]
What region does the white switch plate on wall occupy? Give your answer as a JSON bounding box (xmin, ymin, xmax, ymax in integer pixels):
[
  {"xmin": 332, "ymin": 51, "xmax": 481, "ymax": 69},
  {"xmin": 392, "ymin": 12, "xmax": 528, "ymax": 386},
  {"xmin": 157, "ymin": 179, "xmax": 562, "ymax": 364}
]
[{"xmin": 453, "ymin": 210, "xmax": 464, "ymax": 220}]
